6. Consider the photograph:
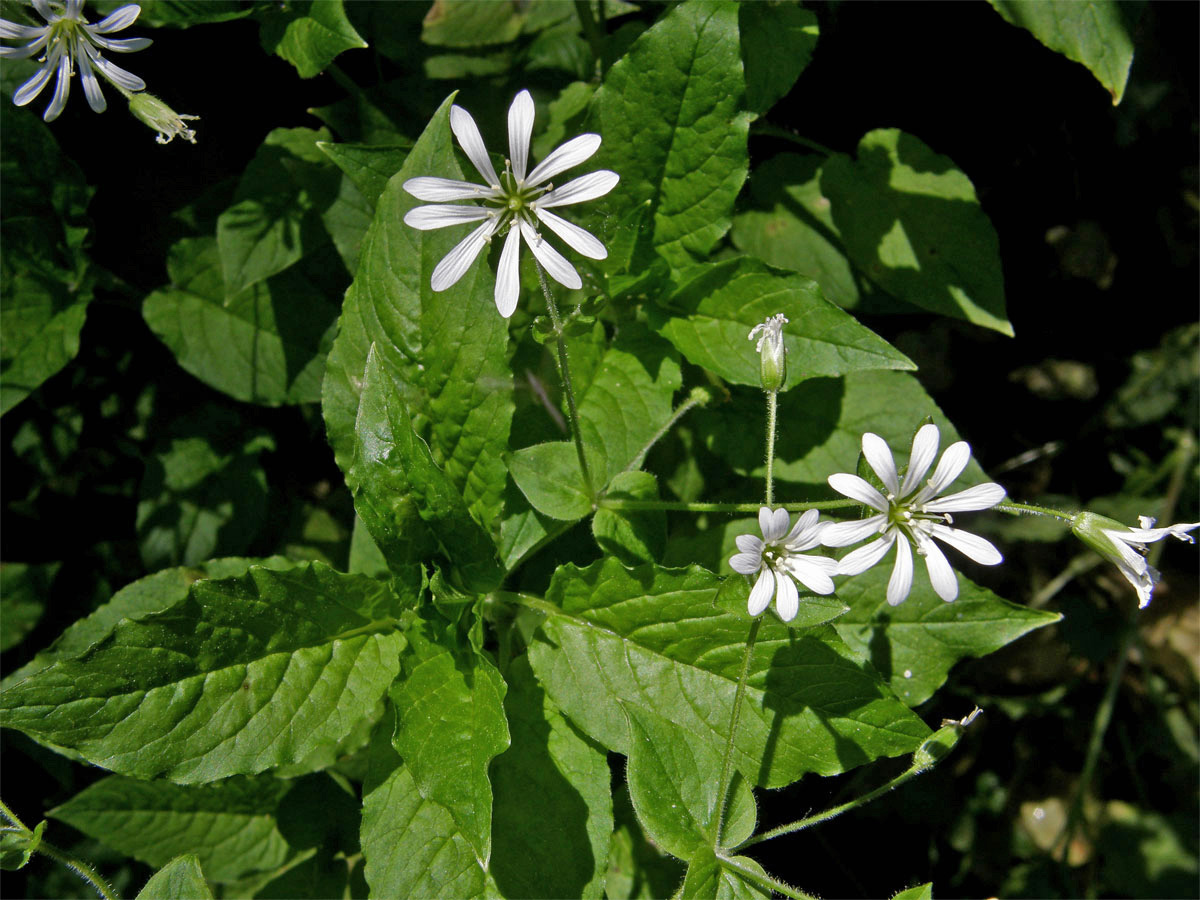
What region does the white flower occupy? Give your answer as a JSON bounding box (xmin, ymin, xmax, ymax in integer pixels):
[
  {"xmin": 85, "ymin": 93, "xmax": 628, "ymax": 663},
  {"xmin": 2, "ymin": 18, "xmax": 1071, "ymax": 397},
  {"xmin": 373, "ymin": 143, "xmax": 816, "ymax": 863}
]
[
  {"xmin": 1, "ymin": 0, "xmax": 150, "ymax": 122},
  {"xmin": 402, "ymin": 89, "xmax": 619, "ymax": 318},
  {"xmin": 1071, "ymin": 512, "xmax": 1200, "ymax": 608},
  {"xmin": 822, "ymin": 424, "xmax": 1006, "ymax": 605},
  {"xmin": 748, "ymin": 313, "xmax": 788, "ymax": 391},
  {"xmin": 730, "ymin": 507, "xmax": 837, "ymax": 622}
]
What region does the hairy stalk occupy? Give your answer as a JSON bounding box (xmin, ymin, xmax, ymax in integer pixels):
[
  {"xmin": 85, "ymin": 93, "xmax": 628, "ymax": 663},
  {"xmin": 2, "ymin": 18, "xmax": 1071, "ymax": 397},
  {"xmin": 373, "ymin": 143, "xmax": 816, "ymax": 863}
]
[
  {"xmin": 597, "ymin": 498, "xmax": 860, "ymax": 514},
  {"xmin": 714, "ymin": 618, "xmax": 761, "ymax": 848},
  {"xmin": 534, "ymin": 259, "xmax": 594, "ymax": 498},
  {"xmin": 996, "ymin": 500, "xmax": 1077, "ymax": 522},
  {"xmin": 764, "ymin": 389, "xmax": 778, "ymax": 506},
  {"xmin": 0, "ymin": 800, "xmax": 119, "ymax": 900},
  {"xmin": 720, "ymin": 854, "xmax": 818, "ymax": 900},
  {"xmin": 619, "ymin": 391, "xmax": 707, "ymax": 476}
]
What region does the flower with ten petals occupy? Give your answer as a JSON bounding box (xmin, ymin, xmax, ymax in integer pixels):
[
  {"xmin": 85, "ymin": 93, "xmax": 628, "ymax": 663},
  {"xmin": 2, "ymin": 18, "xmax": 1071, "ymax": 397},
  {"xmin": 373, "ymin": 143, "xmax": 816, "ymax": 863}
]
[
  {"xmin": 822, "ymin": 424, "xmax": 1006, "ymax": 605},
  {"xmin": 730, "ymin": 507, "xmax": 837, "ymax": 622},
  {"xmin": 402, "ymin": 90, "xmax": 619, "ymax": 318},
  {"xmin": 1071, "ymin": 512, "xmax": 1200, "ymax": 608},
  {"xmin": 1, "ymin": 0, "xmax": 150, "ymax": 122}
]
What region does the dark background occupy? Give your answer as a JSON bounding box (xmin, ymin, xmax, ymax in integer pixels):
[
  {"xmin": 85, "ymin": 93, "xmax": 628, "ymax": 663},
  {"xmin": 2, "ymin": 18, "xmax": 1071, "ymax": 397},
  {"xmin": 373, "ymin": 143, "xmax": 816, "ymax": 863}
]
[{"xmin": 3, "ymin": 1, "xmax": 1197, "ymax": 898}]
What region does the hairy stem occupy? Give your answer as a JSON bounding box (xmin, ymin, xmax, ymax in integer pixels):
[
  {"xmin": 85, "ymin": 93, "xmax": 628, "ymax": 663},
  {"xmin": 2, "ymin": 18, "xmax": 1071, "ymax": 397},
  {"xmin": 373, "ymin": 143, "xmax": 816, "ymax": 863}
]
[
  {"xmin": 0, "ymin": 799, "xmax": 119, "ymax": 900},
  {"xmin": 619, "ymin": 392, "xmax": 707, "ymax": 477},
  {"xmin": 764, "ymin": 389, "xmax": 778, "ymax": 506},
  {"xmin": 597, "ymin": 498, "xmax": 860, "ymax": 514},
  {"xmin": 720, "ymin": 854, "xmax": 818, "ymax": 900},
  {"xmin": 715, "ymin": 618, "xmax": 761, "ymax": 848},
  {"xmin": 996, "ymin": 500, "xmax": 1077, "ymax": 522}
]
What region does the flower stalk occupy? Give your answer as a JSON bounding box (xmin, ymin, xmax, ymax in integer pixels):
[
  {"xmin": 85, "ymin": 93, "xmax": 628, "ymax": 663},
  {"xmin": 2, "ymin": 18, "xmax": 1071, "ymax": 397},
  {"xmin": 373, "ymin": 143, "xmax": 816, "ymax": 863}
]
[{"xmin": 714, "ymin": 617, "xmax": 760, "ymax": 849}]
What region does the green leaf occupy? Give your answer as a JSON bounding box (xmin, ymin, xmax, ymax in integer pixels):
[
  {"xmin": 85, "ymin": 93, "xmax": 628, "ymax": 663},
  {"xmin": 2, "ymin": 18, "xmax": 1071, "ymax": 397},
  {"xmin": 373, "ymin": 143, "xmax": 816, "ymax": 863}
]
[
  {"xmin": 680, "ymin": 848, "xmax": 769, "ymax": 899},
  {"xmin": 738, "ymin": 2, "xmax": 818, "ymax": 115},
  {"xmin": 606, "ymin": 785, "xmax": 685, "ymax": 899},
  {"xmin": 651, "ymin": 258, "xmax": 913, "ymax": 390},
  {"xmin": 419, "ymin": 0, "xmax": 579, "ymax": 47},
  {"xmin": 988, "ymin": 0, "xmax": 1135, "ymax": 104},
  {"xmin": 731, "ymin": 153, "xmax": 890, "ymax": 312},
  {"xmin": 349, "ymin": 345, "xmax": 503, "ymax": 592},
  {"xmin": 0, "ymin": 819, "xmax": 44, "ymax": 871},
  {"xmin": 249, "ymin": 849, "xmax": 351, "ymax": 900},
  {"xmin": 360, "ymin": 712, "xmax": 493, "ymax": 899},
  {"xmin": 216, "ymin": 127, "xmax": 345, "ymax": 297},
  {"xmin": 833, "ymin": 566, "xmax": 1061, "ymax": 707},
  {"xmin": 0, "ymin": 562, "xmax": 409, "ymax": 782},
  {"xmin": 0, "ymin": 110, "xmax": 94, "ymax": 416},
  {"xmin": 0, "ymin": 562, "xmax": 56, "ymax": 652},
  {"xmin": 592, "ymin": 471, "xmax": 666, "ymax": 565},
  {"xmin": 316, "ymin": 142, "xmax": 412, "ymax": 210},
  {"xmin": 509, "ymin": 440, "xmax": 599, "ymax": 522},
  {"xmin": 142, "ymin": 237, "xmax": 341, "ymax": 405},
  {"xmin": 51, "ymin": 776, "xmax": 292, "ymax": 883},
  {"xmin": 490, "ymin": 655, "xmax": 612, "ymax": 899},
  {"xmin": 136, "ymin": 412, "xmax": 274, "ymax": 569},
  {"xmin": 625, "ymin": 705, "xmax": 756, "ymax": 860},
  {"xmin": 258, "ymin": 0, "xmax": 367, "ymax": 79},
  {"xmin": 591, "ymin": 1, "xmax": 750, "ymax": 268},
  {"xmin": 323, "ymin": 94, "xmax": 514, "ymax": 534},
  {"xmin": 819, "ymin": 129, "xmax": 1013, "ymax": 335},
  {"xmin": 529, "ymin": 559, "xmax": 927, "ymax": 789},
  {"xmin": 891, "ymin": 884, "xmax": 934, "ymax": 900},
  {"xmin": 698, "ymin": 370, "xmax": 988, "ymax": 489},
  {"xmin": 390, "ymin": 620, "xmax": 509, "ymax": 863}
]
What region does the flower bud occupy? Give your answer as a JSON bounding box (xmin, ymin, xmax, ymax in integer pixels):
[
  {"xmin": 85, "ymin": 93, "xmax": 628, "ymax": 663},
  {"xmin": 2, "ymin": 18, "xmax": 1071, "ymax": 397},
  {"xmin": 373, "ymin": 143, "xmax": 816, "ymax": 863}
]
[
  {"xmin": 748, "ymin": 313, "xmax": 788, "ymax": 392},
  {"xmin": 128, "ymin": 93, "xmax": 199, "ymax": 145}
]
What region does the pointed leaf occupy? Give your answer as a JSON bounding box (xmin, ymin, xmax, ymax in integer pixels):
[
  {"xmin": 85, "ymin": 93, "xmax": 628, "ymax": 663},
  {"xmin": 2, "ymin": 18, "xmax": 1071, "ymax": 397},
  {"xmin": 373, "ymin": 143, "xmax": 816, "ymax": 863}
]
[
  {"xmin": 136, "ymin": 855, "xmax": 213, "ymax": 900},
  {"xmin": 0, "ymin": 562, "xmax": 408, "ymax": 782},
  {"xmin": 258, "ymin": 0, "xmax": 367, "ymax": 79},
  {"xmin": 317, "ymin": 142, "xmax": 412, "ymax": 209},
  {"xmin": 528, "ymin": 559, "xmax": 927, "ymax": 789},
  {"xmin": 681, "ymin": 848, "xmax": 769, "ymax": 900},
  {"xmin": 349, "ymin": 345, "xmax": 502, "ymax": 591},
  {"xmin": 738, "ymin": 3, "xmax": 818, "ymax": 115}
]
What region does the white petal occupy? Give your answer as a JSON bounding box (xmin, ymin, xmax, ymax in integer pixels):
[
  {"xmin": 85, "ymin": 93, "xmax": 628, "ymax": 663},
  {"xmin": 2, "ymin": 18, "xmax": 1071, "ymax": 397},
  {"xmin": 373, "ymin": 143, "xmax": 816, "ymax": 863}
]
[
  {"xmin": 921, "ymin": 537, "xmax": 959, "ymax": 602},
  {"xmin": 518, "ymin": 219, "xmax": 580, "ymax": 289},
  {"xmin": 83, "ymin": 33, "xmax": 151, "ymax": 52},
  {"xmin": 886, "ymin": 536, "xmax": 914, "ymax": 606},
  {"xmin": 899, "ymin": 424, "xmax": 940, "ymax": 497},
  {"xmin": 92, "ymin": 2, "xmax": 140, "ymax": 32},
  {"xmin": 527, "ymin": 133, "xmax": 601, "ymax": 186},
  {"xmin": 76, "ymin": 49, "xmax": 106, "ymax": 113},
  {"xmin": 785, "ymin": 556, "xmax": 836, "ymax": 596},
  {"xmin": 922, "ymin": 482, "xmax": 1006, "ymax": 514},
  {"xmin": 88, "ymin": 50, "xmax": 145, "ymax": 91},
  {"xmin": 430, "ymin": 219, "xmax": 497, "ymax": 293},
  {"xmin": 784, "ymin": 508, "xmax": 823, "ymax": 551},
  {"xmin": 929, "ymin": 524, "xmax": 1003, "ymax": 566},
  {"xmin": 494, "ymin": 225, "xmax": 521, "ymax": 318},
  {"xmin": 403, "ymin": 204, "xmax": 491, "ymax": 230},
  {"xmin": 917, "ymin": 440, "xmax": 971, "ymax": 501},
  {"xmin": 12, "ymin": 59, "xmax": 54, "ymax": 105},
  {"xmin": 821, "ymin": 515, "xmax": 886, "ymax": 548},
  {"xmin": 32, "ymin": 0, "xmax": 55, "ymax": 23},
  {"xmin": 1120, "ymin": 521, "xmax": 1200, "ymax": 544},
  {"xmin": 0, "ymin": 36, "xmax": 49, "ymax": 59},
  {"xmin": 403, "ymin": 176, "xmax": 493, "ymax": 202},
  {"xmin": 760, "ymin": 507, "xmax": 790, "ymax": 542},
  {"xmin": 65, "ymin": 0, "xmax": 84, "ymax": 19},
  {"xmin": 836, "ymin": 532, "xmax": 896, "ymax": 576},
  {"xmin": 747, "ymin": 569, "xmax": 775, "ymax": 616},
  {"xmin": 861, "ymin": 433, "xmax": 900, "ymax": 495},
  {"xmin": 775, "ymin": 572, "xmax": 799, "ymax": 622},
  {"xmin": 735, "ymin": 534, "xmax": 764, "ymax": 555},
  {"xmin": 827, "ymin": 473, "xmax": 889, "ymax": 512},
  {"xmin": 43, "ymin": 51, "xmax": 71, "ymax": 122},
  {"xmin": 507, "ymin": 89, "xmax": 534, "ymax": 182},
  {"xmin": 0, "ymin": 20, "xmax": 46, "ymax": 38},
  {"xmin": 537, "ymin": 170, "xmax": 619, "ymax": 209},
  {"xmin": 730, "ymin": 552, "xmax": 763, "ymax": 576},
  {"xmin": 450, "ymin": 103, "xmax": 500, "ymax": 187},
  {"xmin": 534, "ymin": 208, "xmax": 607, "ymax": 259}
]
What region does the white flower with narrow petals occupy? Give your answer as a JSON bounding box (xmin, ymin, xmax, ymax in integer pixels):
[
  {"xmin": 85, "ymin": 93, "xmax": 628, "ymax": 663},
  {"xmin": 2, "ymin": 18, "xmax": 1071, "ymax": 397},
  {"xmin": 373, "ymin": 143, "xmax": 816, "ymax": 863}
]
[
  {"xmin": 1, "ymin": 0, "xmax": 150, "ymax": 123},
  {"xmin": 1071, "ymin": 512, "xmax": 1200, "ymax": 609},
  {"xmin": 402, "ymin": 89, "xmax": 619, "ymax": 318},
  {"xmin": 730, "ymin": 507, "xmax": 837, "ymax": 622},
  {"xmin": 822, "ymin": 424, "xmax": 1006, "ymax": 605}
]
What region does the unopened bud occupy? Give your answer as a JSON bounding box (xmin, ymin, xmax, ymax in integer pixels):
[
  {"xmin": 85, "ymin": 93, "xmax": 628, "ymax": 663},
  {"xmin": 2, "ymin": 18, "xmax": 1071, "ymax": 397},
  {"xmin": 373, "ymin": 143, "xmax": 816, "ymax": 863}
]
[
  {"xmin": 748, "ymin": 313, "xmax": 788, "ymax": 392},
  {"xmin": 128, "ymin": 93, "xmax": 199, "ymax": 145}
]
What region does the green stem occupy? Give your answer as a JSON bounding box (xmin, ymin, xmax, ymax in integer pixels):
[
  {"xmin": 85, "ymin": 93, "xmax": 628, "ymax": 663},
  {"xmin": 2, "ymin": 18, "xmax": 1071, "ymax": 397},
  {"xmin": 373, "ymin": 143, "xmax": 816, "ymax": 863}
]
[
  {"xmin": 738, "ymin": 758, "xmax": 928, "ymax": 849},
  {"xmin": 764, "ymin": 390, "xmax": 778, "ymax": 506},
  {"xmin": 0, "ymin": 800, "xmax": 119, "ymax": 900},
  {"xmin": 715, "ymin": 618, "xmax": 761, "ymax": 848},
  {"xmin": 619, "ymin": 392, "xmax": 707, "ymax": 477},
  {"xmin": 326, "ymin": 62, "xmax": 359, "ymax": 95},
  {"xmin": 748, "ymin": 121, "xmax": 836, "ymax": 157},
  {"xmin": 573, "ymin": 0, "xmax": 606, "ymax": 73},
  {"xmin": 996, "ymin": 500, "xmax": 1077, "ymax": 522},
  {"xmin": 534, "ymin": 260, "xmax": 594, "ymax": 499},
  {"xmin": 598, "ymin": 498, "xmax": 860, "ymax": 514},
  {"xmin": 719, "ymin": 854, "xmax": 818, "ymax": 900}
]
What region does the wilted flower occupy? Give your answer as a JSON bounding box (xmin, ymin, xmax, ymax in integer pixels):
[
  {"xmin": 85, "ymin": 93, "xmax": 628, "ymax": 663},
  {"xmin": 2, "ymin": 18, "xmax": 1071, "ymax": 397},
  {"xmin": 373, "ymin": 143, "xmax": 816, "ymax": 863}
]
[
  {"xmin": 1, "ymin": 0, "xmax": 150, "ymax": 122},
  {"xmin": 127, "ymin": 91, "xmax": 197, "ymax": 144},
  {"xmin": 1071, "ymin": 512, "xmax": 1200, "ymax": 608},
  {"xmin": 730, "ymin": 507, "xmax": 837, "ymax": 622},
  {"xmin": 822, "ymin": 424, "xmax": 1006, "ymax": 605},
  {"xmin": 748, "ymin": 313, "xmax": 787, "ymax": 391},
  {"xmin": 403, "ymin": 89, "xmax": 619, "ymax": 318}
]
